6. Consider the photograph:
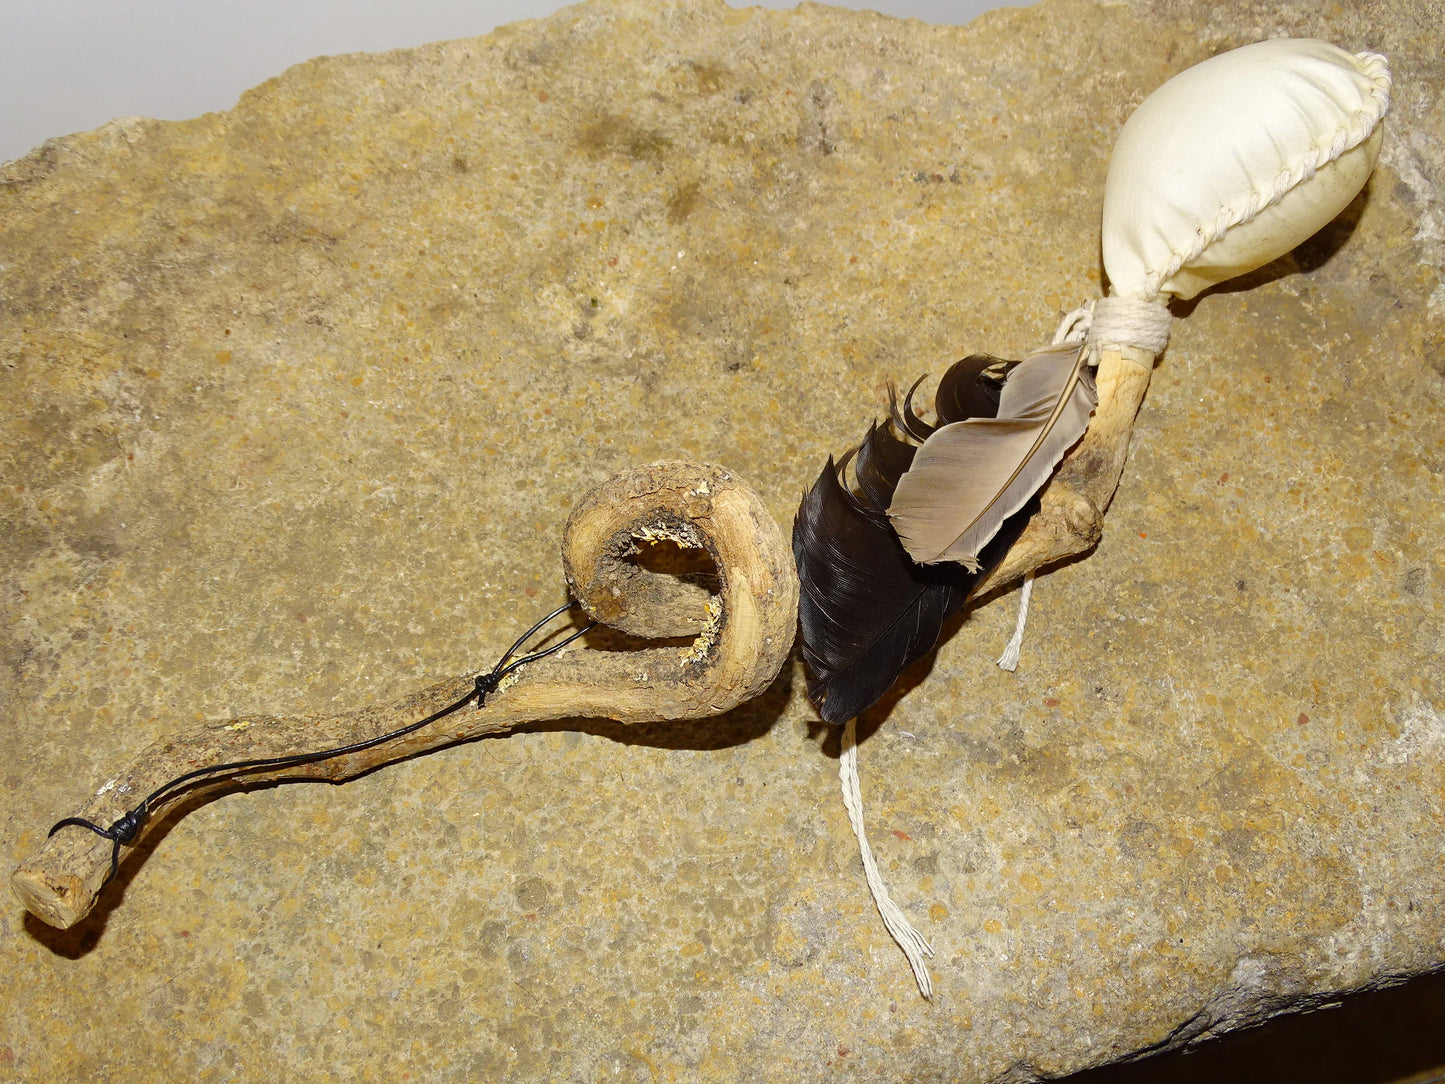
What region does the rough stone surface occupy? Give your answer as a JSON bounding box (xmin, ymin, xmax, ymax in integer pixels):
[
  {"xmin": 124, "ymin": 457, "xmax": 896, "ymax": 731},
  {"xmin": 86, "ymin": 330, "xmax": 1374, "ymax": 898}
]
[{"xmin": 2, "ymin": 0, "xmax": 1442, "ymax": 1079}]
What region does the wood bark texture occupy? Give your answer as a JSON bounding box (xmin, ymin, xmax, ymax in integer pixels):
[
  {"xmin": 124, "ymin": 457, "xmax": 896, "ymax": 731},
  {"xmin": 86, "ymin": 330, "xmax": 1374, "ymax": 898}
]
[
  {"xmin": 12, "ymin": 460, "xmax": 799, "ymax": 930},
  {"xmin": 974, "ymin": 346, "xmax": 1155, "ymax": 598}
]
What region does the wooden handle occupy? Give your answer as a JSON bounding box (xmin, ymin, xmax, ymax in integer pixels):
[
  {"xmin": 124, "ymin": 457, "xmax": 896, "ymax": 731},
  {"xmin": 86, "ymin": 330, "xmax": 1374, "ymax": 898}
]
[
  {"xmin": 12, "ymin": 460, "xmax": 799, "ymax": 929},
  {"xmin": 974, "ymin": 345, "xmax": 1155, "ymax": 597}
]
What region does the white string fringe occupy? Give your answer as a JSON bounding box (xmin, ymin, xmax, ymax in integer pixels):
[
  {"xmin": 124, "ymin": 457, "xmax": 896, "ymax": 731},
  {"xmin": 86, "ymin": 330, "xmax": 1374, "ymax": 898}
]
[
  {"xmin": 840, "ymin": 717, "xmax": 935, "ymax": 999},
  {"xmin": 996, "ymin": 570, "xmax": 1034, "ymax": 672}
]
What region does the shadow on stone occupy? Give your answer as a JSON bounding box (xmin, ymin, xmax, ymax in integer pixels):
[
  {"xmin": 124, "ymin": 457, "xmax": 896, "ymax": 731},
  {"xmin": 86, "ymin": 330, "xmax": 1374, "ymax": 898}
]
[
  {"xmin": 1064, "ymin": 968, "xmax": 1445, "ymax": 1084},
  {"xmin": 20, "ymin": 646, "xmax": 793, "ymax": 956},
  {"xmin": 1167, "ymin": 181, "xmax": 1373, "ymax": 318},
  {"xmin": 518, "ymin": 643, "xmax": 795, "ymax": 752}
]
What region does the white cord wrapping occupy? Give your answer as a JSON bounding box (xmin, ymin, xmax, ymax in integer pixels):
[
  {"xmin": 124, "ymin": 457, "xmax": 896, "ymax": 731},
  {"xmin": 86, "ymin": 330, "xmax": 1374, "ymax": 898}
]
[
  {"xmin": 1088, "ymin": 294, "xmax": 1172, "ymax": 357},
  {"xmin": 1053, "ymin": 301, "xmax": 1094, "ymax": 346},
  {"xmin": 1052, "ymin": 295, "xmax": 1173, "ymax": 361},
  {"xmin": 840, "ymin": 717, "xmax": 935, "ymax": 999}
]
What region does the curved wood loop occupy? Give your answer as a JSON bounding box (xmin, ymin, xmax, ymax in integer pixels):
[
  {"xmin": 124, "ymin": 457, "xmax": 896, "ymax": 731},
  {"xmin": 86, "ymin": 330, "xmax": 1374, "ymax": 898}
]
[{"xmin": 12, "ymin": 460, "xmax": 799, "ymax": 929}]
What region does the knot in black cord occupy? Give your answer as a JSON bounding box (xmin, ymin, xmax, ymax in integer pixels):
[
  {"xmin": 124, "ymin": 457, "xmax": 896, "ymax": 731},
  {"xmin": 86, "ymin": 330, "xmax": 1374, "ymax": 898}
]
[
  {"xmin": 470, "ymin": 602, "xmax": 593, "ymax": 709},
  {"xmin": 41, "ymin": 601, "xmax": 594, "ymax": 895},
  {"xmin": 49, "ymin": 806, "xmax": 150, "ymax": 845},
  {"xmin": 474, "ymin": 672, "xmax": 501, "ymax": 707},
  {"xmin": 48, "ymin": 805, "xmax": 151, "ymax": 885},
  {"xmin": 106, "ymin": 807, "xmax": 147, "ymax": 844}
]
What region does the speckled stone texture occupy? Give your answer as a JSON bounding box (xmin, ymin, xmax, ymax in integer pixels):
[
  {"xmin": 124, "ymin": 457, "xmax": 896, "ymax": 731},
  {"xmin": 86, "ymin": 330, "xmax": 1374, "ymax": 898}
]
[{"xmin": 2, "ymin": 0, "xmax": 1442, "ymax": 1079}]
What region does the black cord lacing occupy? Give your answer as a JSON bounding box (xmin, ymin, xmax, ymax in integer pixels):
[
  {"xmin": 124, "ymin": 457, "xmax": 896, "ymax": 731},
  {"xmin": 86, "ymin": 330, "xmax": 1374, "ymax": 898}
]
[{"xmin": 49, "ymin": 602, "xmax": 595, "ymax": 885}]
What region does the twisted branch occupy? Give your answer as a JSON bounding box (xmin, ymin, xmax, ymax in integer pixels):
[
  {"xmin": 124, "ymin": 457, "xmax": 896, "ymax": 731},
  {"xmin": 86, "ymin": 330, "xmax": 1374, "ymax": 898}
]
[
  {"xmin": 975, "ymin": 346, "xmax": 1156, "ymax": 597},
  {"xmin": 12, "ymin": 460, "xmax": 799, "ymax": 929}
]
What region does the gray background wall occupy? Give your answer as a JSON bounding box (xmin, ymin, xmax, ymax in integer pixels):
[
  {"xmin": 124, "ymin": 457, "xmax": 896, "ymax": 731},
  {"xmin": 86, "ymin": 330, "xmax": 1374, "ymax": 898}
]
[{"xmin": 0, "ymin": 1, "xmax": 1012, "ymax": 164}]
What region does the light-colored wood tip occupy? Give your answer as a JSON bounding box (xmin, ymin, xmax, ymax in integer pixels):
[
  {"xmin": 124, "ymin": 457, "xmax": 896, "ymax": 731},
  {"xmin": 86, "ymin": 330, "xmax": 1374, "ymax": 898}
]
[{"xmin": 11, "ymin": 867, "xmax": 86, "ymax": 930}]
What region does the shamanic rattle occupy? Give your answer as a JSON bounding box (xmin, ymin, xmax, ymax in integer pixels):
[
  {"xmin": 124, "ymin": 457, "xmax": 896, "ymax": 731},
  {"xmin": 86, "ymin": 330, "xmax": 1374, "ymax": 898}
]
[
  {"xmin": 12, "ymin": 36, "xmax": 1392, "ymax": 1009},
  {"xmin": 793, "ymin": 38, "xmax": 1391, "ymax": 997}
]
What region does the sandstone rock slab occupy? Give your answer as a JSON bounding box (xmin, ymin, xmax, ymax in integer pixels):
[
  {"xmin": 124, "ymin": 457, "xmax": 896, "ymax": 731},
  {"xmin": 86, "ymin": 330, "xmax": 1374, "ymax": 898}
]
[{"xmin": 2, "ymin": 0, "xmax": 1442, "ymax": 1079}]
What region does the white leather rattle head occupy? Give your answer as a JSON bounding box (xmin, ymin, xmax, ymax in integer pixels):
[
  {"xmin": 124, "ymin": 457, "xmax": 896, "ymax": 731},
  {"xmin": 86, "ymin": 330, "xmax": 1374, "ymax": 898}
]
[{"xmin": 1102, "ymin": 39, "xmax": 1391, "ymax": 302}]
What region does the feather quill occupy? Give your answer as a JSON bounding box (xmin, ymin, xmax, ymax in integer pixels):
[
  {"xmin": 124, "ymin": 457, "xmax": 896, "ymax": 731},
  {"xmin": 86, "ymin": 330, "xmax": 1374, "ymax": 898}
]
[
  {"xmin": 888, "ymin": 341, "xmax": 1096, "ymax": 569},
  {"xmin": 792, "ymin": 356, "xmax": 1031, "ymax": 724}
]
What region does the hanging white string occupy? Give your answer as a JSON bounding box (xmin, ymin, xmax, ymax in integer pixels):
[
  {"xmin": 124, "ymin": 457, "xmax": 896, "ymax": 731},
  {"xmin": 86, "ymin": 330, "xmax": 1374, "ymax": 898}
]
[
  {"xmin": 995, "ymin": 570, "xmax": 1034, "ymax": 671},
  {"xmin": 839, "ymin": 717, "xmax": 935, "ymax": 999},
  {"xmin": 993, "ymin": 304, "xmax": 1094, "ymax": 672},
  {"xmin": 998, "ymin": 297, "xmax": 1169, "ymax": 670},
  {"xmin": 839, "ymin": 296, "xmax": 1173, "ymax": 997}
]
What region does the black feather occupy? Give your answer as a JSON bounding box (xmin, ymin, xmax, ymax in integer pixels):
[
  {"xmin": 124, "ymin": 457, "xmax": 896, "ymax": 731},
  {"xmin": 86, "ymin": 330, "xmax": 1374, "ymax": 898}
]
[
  {"xmin": 933, "ymin": 353, "xmax": 1016, "ymax": 423},
  {"xmin": 851, "ymin": 420, "xmax": 916, "ymax": 511},
  {"xmin": 889, "ymin": 375, "xmax": 936, "ymax": 442},
  {"xmin": 793, "ymin": 355, "xmax": 1031, "ymax": 724}
]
